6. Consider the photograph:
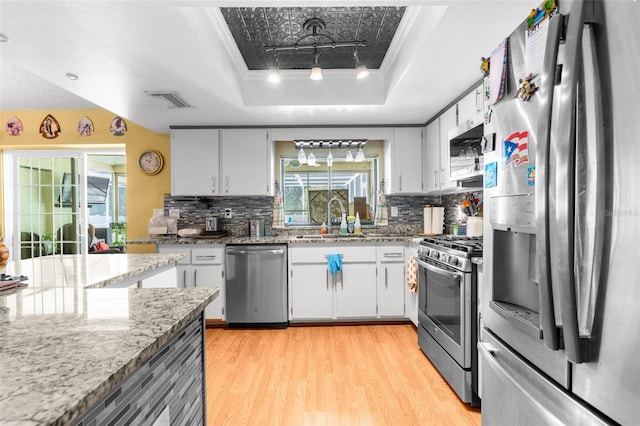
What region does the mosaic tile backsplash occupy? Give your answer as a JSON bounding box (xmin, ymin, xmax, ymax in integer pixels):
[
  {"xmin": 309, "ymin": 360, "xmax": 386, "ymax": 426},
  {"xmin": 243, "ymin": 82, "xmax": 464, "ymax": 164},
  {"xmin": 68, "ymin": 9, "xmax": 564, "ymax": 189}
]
[{"xmin": 163, "ymin": 191, "xmax": 483, "ymax": 236}]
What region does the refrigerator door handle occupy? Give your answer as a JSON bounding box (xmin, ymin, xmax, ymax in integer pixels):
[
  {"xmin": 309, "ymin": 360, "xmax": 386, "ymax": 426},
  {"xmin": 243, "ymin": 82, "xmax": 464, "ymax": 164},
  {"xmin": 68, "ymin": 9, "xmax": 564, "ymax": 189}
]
[
  {"xmin": 535, "ymin": 11, "xmax": 563, "ymax": 351},
  {"xmin": 554, "ymin": 0, "xmax": 602, "ymax": 363},
  {"xmin": 573, "ymin": 18, "xmax": 606, "ymax": 350}
]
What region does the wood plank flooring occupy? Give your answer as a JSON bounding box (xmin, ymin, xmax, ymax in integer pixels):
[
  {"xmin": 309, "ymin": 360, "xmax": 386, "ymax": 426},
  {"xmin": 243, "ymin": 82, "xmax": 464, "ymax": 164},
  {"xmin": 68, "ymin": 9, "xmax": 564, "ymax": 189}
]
[{"xmin": 205, "ymin": 324, "xmax": 481, "ymax": 426}]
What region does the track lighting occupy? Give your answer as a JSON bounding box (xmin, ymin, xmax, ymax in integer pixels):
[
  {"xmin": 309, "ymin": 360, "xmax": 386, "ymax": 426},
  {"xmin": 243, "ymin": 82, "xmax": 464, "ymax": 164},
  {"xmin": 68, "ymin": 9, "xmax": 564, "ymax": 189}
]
[
  {"xmin": 298, "ymin": 146, "xmax": 307, "ymax": 164},
  {"xmin": 268, "ymin": 55, "xmax": 281, "ymax": 83},
  {"xmin": 309, "ymin": 49, "xmax": 323, "ymax": 81},
  {"xmin": 307, "ymin": 150, "xmax": 317, "ymax": 166},
  {"xmin": 355, "ymin": 144, "xmax": 366, "ymax": 162},
  {"xmin": 265, "ymin": 17, "xmax": 367, "ymax": 82},
  {"xmin": 354, "ymin": 50, "xmax": 369, "ymax": 80}
]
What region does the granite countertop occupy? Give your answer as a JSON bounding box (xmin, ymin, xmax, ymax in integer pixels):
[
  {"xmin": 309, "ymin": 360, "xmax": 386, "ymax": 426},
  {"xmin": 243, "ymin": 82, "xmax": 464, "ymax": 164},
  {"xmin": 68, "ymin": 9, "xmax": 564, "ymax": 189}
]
[
  {"xmin": 128, "ymin": 233, "xmax": 418, "ymax": 245},
  {"xmin": 4, "ymin": 252, "xmax": 186, "ymax": 289},
  {"xmin": 0, "ymin": 254, "xmax": 217, "ymax": 425}
]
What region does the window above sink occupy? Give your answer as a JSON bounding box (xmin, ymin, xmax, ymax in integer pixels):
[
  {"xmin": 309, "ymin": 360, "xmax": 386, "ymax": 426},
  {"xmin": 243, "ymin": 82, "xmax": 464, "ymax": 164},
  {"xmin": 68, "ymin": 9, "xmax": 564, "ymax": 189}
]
[{"xmin": 277, "ymin": 140, "xmax": 381, "ymax": 226}]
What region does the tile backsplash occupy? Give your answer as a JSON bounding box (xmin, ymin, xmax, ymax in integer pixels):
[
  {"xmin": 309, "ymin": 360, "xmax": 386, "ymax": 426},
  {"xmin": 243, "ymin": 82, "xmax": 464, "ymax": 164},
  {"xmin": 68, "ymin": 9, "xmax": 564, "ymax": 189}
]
[
  {"xmin": 163, "ymin": 191, "xmax": 483, "ymax": 236},
  {"xmin": 164, "ymin": 195, "xmax": 274, "ymax": 236}
]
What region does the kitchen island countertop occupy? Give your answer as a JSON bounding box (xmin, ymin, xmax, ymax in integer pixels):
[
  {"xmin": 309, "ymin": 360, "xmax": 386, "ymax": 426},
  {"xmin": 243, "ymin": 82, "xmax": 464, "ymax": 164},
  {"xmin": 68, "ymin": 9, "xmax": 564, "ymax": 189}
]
[{"xmin": 0, "ymin": 253, "xmax": 217, "ymax": 425}]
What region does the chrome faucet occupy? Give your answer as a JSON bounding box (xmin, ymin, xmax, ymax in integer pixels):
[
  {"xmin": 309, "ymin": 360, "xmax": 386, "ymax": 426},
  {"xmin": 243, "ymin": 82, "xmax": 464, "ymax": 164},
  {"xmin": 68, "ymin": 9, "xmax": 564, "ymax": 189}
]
[{"xmin": 327, "ymin": 197, "xmax": 346, "ymax": 233}]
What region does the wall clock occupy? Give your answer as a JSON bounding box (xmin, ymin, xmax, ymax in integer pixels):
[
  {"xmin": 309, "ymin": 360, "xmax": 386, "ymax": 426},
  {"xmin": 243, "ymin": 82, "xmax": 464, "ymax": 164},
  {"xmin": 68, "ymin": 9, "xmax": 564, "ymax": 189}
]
[{"xmin": 138, "ymin": 150, "xmax": 164, "ymax": 175}]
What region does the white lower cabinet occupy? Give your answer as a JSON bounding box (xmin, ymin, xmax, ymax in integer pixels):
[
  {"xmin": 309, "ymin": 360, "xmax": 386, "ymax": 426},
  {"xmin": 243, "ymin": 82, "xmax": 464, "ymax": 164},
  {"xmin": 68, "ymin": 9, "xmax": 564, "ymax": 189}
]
[
  {"xmin": 159, "ymin": 245, "xmax": 225, "ymax": 320},
  {"xmin": 290, "ymin": 264, "xmax": 334, "ymax": 320},
  {"xmin": 377, "ymin": 245, "xmax": 406, "ymax": 317},
  {"xmin": 336, "ymin": 263, "xmax": 377, "ymax": 318},
  {"xmin": 288, "ymin": 245, "xmax": 377, "ymax": 321}
]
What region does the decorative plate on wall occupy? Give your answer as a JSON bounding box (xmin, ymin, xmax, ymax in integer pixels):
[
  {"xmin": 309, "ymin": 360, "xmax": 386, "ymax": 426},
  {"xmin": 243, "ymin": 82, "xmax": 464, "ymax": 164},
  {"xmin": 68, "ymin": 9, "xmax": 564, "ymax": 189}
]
[
  {"xmin": 5, "ymin": 116, "xmax": 23, "ymax": 136},
  {"xmin": 78, "ymin": 116, "xmax": 94, "ymax": 136},
  {"xmin": 39, "ymin": 114, "xmax": 61, "ymax": 139},
  {"xmin": 110, "ymin": 116, "xmax": 127, "ymax": 136}
]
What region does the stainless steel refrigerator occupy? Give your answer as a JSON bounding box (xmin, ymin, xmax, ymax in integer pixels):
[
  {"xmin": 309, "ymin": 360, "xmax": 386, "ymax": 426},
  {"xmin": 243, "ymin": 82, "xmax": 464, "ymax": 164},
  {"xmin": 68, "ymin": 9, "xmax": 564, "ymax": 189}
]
[{"xmin": 480, "ymin": 0, "xmax": 640, "ymax": 424}]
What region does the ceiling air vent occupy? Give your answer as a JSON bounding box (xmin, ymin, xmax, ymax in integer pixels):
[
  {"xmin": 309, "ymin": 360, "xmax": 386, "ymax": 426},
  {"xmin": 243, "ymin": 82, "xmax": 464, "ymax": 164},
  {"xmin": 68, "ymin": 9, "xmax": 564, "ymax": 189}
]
[{"xmin": 145, "ymin": 91, "xmax": 193, "ymax": 109}]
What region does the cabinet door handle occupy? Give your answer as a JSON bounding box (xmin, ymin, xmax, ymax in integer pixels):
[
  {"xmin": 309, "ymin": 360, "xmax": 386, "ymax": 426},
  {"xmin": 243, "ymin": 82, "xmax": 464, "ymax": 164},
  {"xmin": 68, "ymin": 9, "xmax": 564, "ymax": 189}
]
[
  {"xmin": 399, "ymin": 174, "xmax": 402, "ymax": 192},
  {"xmin": 193, "ymin": 269, "xmax": 197, "ymax": 287},
  {"xmin": 211, "ymin": 176, "xmax": 216, "ymax": 193},
  {"xmin": 326, "ymin": 269, "xmax": 329, "ymax": 291},
  {"xmin": 182, "ymin": 270, "xmax": 187, "ymax": 288},
  {"xmin": 194, "ymin": 255, "xmax": 217, "ymax": 260},
  {"xmin": 434, "ymin": 169, "xmax": 438, "ymax": 187},
  {"xmin": 385, "ymin": 267, "xmax": 388, "ymax": 289},
  {"xmin": 383, "ymin": 253, "xmax": 403, "ymax": 258},
  {"xmin": 225, "ymin": 177, "xmax": 229, "ymax": 193},
  {"xmin": 340, "ymin": 269, "xmax": 344, "ymax": 290}
]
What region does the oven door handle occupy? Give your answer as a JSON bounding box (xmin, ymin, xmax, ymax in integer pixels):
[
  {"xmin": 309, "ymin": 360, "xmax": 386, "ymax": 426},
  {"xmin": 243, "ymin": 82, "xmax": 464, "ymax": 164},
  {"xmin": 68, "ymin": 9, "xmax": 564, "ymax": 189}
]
[{"xmin": 416, "ymin": 257, "xmax": 463, "ymax": 281}]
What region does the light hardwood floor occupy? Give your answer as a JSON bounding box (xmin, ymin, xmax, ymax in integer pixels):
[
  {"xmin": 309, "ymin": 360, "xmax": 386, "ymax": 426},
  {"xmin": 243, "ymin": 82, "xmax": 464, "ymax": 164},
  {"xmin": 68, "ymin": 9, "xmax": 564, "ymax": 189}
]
[{"xmin": 205, "ymin": 324, "xmax": 481, "ymax": 425}]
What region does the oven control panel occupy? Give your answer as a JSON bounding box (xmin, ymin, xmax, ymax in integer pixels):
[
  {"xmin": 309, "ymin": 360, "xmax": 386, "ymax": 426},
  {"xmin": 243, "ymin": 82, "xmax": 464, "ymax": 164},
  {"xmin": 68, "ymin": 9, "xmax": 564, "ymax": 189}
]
[{"xmin": 417, "ymin": 245, "xmax": 471, "ymax": 271}]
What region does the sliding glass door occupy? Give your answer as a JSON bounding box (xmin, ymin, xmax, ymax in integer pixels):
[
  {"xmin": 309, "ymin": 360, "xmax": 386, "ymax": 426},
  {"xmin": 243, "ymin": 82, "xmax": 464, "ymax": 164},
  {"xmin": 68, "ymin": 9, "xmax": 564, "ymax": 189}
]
[{"xmin": 3, "ymin": 150, "xmax": 125, "ymax": 260}]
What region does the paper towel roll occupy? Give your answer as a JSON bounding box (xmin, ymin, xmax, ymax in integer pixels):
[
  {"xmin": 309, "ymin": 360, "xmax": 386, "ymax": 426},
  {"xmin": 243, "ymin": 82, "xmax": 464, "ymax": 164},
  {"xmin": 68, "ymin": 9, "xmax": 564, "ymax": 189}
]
[
  {"xmin": 467, "ymin": 217, "xmax": 483, "ymax": 236},
  {"xmin": 431, "ymin": 207, "xmax": 444, "ymax": 235},
  {"xmin": 423, "ymin": 207, "xmax": 432, "ymax": 234}
]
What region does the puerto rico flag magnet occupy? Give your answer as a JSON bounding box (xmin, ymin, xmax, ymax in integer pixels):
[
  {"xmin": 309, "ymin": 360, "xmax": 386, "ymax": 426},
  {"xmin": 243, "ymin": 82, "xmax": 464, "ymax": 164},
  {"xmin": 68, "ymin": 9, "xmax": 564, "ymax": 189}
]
[{"xmin": 504, "ymin": 131, "xmax": 529, "ymax": 168}]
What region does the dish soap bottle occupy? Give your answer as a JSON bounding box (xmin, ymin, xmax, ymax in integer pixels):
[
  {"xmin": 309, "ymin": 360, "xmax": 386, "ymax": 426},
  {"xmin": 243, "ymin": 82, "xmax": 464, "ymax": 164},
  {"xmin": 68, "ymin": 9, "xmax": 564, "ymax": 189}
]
[
  {"xmin": 320, "ymin": 222, "xmax": 328, "ymax": 235},
  {"xmin": 340, "ymin": 213, "xmax": 348, "ymax": 235},
  {"xmin": 354, "ymin": 212, "xmax": 362, "ymax": 234}
]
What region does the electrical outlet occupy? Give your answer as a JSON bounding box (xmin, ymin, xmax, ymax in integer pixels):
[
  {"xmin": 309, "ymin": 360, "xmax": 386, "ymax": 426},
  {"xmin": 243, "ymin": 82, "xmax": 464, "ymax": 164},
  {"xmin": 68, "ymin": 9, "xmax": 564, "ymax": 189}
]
[
  {"xmin": 224, "ymin": 208, "xmax": 233, "ymax": 218},
  {"xmin": 390, "ymin": 206, "xmax": 399, "ymax": 217}
]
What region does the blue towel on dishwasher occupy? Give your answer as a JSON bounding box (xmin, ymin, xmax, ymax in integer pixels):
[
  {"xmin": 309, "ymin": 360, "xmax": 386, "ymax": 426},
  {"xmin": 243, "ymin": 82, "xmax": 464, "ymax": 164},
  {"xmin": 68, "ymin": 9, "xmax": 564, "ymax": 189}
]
[{"xmin": 327, "ymin": 254, "xmax": 342, "ymax": 274}]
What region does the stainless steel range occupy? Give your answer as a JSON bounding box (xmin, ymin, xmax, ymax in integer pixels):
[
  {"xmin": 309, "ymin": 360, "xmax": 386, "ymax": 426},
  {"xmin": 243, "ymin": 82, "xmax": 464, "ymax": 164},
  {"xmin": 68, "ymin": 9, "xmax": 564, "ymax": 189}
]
[{"xmin": 416, "ymin": 235, "xmax": 482, "ymax": 406}]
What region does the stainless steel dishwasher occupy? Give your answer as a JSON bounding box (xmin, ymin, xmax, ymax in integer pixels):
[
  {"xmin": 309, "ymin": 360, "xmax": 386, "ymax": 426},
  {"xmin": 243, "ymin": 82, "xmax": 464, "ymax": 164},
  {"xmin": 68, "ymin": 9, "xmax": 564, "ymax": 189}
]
[{"xmin": 225, "ymin": 244, "xmax": 288, "ymax": 328}]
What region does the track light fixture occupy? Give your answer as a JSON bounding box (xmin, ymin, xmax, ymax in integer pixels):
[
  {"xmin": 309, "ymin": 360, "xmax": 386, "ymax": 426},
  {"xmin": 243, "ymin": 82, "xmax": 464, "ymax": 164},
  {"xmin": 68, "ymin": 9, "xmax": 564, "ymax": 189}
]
[
  {"xmin": 265, "ymin": 17, "xmax": 367, "ymax": 82},
  {"xmin": 355, "ymin": 144, "xmax": 366, "ymax": 162},
  {"xmin": 268, "ymin": 54, "xmax": 281, "ymax": 84},
  {"xmin": 309, "ymin": 49, "xmax": 323, "ymax": 81},
  {"xmin": 354, "ymin": 50, "xmax": 369, "ymax": 80}
]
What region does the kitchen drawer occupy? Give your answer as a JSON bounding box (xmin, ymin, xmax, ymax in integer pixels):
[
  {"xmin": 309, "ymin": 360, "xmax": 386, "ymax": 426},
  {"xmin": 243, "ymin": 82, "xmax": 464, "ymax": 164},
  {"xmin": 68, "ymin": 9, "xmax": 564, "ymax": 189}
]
[
  {"xmin": 290, "ymin": 245, "xmax": 376, "ymax": 264},
  {"xmin": 191, "ymin": 247, "xmax": 224, "ymax": 264},
  {"xmin": 158, "ymin": 246, "xmax": 191, "ymax": 265},
  {"xmin": 377, "ymin": 246, "xmax": 405, "ymax": 263}
]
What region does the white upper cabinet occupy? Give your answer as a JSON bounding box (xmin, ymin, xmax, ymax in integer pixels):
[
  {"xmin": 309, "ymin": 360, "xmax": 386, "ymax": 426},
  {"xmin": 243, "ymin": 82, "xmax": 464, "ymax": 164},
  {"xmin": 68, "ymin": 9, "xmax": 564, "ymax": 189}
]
[
  {"xmin": 438, "ymin": 105, "xmax": 458, "ymax": 192},
  {"xmin": 220, "ymin": 129, "xmax": 271, "ymax": 196},
  {"xmin": 384, "ymin": 127, "xmax": 424, "ymax": 194},
  {"xmin": 171, "ymin": 129, "xmax": 220, "ymax": 196},
  {"xmin": 423, "ymin": 120, "xmax": 440, "ymax": 194},
  {"xmin": 457, "ymin": 82, "xmax": 484, "ymax": 124},
  {"xmin": 171, "ymin": 128, "xmax": 272, "ymax": 197}
]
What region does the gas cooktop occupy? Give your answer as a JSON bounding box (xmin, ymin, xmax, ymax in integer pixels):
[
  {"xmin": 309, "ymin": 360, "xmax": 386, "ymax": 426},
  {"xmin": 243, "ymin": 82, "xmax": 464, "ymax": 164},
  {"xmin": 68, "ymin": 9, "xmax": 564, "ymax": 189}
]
[
  {"xmin": 420, "ymin": 235, "xmax": 483, "ymax": 256},
  {"xmin": 418, "ymin": 236, "xmax": 482, "ymax": 272}
]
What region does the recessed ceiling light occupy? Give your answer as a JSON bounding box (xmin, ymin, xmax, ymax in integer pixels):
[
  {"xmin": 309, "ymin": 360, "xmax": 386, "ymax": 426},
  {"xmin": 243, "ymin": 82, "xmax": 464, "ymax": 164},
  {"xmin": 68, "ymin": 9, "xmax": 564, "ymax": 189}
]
[
  {"xmin": 0, "ymin": 34, "xmax": 9, "ymax": 43},
  {"xmin": 65, "ymin": 73, "xmax": 79, "ymax": 81}
]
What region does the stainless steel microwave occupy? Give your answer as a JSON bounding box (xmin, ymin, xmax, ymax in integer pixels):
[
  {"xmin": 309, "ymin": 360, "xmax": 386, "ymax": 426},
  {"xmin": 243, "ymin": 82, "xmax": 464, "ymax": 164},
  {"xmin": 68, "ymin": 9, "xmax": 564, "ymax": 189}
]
[{"xmin": 448, "ymin": 114, "xmax": 487, "ymax": 182}]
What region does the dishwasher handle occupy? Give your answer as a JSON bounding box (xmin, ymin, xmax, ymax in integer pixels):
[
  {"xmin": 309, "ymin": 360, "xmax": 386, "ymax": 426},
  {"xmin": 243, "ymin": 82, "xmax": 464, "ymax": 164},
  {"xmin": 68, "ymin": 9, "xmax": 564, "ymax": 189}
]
[{"xmin": 227, "ymin": 248, "xmax": 285, "ymax": 256}]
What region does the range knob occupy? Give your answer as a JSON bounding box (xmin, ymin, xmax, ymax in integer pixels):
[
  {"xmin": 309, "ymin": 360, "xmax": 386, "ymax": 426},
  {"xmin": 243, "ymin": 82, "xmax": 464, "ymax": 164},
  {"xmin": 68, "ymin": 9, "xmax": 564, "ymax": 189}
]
[
  {"xmin": 440, "ymin": 254, "xmax": 449, "ymax": 263},
  {"xmin": 449, "ymin": 257, "xmax": 459, "ymax": 267},
  {"xmin": 431, "ymin": 251, "xmax": 439, "ymax": 260}
]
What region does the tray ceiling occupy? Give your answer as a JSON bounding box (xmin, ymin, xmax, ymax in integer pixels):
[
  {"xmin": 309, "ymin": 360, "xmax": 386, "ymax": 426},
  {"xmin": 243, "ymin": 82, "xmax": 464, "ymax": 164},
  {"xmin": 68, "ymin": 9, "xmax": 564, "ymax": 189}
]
[{"xmin": 220, "ymin": 7, "xmax": 405, "ymax": 71}]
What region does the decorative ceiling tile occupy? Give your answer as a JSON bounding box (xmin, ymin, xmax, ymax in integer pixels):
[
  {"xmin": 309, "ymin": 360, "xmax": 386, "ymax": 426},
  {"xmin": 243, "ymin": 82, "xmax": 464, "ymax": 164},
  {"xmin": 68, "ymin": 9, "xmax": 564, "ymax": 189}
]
[{"xmin": 220, "ymin": 6, "xmax": 406, "ymax": 71}]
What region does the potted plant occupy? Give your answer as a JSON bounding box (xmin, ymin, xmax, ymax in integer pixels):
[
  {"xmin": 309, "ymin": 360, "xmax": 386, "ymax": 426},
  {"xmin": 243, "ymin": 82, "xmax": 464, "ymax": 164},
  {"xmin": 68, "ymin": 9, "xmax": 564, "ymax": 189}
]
[{"xmin": 110, "ymin": 222, "xmax": 127, "ymax": 247}]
